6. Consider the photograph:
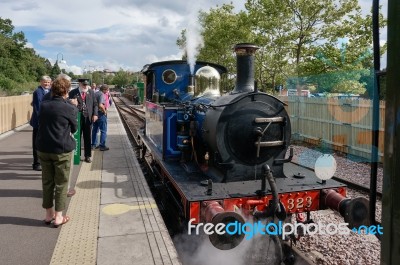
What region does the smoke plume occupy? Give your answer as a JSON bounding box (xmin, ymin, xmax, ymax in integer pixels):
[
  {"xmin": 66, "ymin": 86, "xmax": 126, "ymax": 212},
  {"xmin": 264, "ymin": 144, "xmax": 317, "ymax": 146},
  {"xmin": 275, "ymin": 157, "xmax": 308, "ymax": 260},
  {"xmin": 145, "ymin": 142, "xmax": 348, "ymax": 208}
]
[{"xmin": 186, "ymin": 2, "xmax": 204, "ymax": 74}]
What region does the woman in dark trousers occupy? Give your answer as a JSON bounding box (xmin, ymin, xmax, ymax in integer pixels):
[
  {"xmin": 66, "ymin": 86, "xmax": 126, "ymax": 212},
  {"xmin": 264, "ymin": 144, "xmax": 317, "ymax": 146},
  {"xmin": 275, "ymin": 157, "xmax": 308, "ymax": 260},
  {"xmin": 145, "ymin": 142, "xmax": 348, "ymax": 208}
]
[
  {"xmin": 29, "ymin": 75, "xmax": 52, "ymax": 171},
  {"xmin": 36, "ymin": 74, "xmax": 78, "ymax": 227}
]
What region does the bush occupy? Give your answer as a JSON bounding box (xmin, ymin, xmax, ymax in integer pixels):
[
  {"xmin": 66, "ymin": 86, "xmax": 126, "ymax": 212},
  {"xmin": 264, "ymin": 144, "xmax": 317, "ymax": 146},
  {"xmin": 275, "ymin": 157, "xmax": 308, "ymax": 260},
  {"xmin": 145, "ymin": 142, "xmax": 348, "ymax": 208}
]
[{"xmin": 0, "ymin": 75, "xmax": 38, "ymax": 96}]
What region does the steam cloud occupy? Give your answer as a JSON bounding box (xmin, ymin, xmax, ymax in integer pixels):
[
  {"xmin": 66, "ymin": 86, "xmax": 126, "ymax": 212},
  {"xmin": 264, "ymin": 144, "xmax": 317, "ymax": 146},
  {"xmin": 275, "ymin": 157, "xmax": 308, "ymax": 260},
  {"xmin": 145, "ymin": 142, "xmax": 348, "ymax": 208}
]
[
  {"xmin": 174, "ymin": 213, "xmax": 282, "ymax": 264},
  {"xmin": 173, "ymin": 232, "xmax": 252, "ymax": 265},
  {"xmin": 186, "ymin": 2, "xmax": 204, "ymax": 74}
]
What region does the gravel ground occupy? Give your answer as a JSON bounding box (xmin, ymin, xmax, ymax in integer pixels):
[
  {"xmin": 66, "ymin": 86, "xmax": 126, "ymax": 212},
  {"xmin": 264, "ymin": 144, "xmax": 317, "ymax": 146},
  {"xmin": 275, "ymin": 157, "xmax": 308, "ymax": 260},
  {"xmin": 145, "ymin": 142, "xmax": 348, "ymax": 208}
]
[
  {"xmin": 288, "ymin": 144, "xmax": 383, "ymax": 193},
  {"xmin": 288, "ymin": 144, "xmax": 382, "ymax": 265}
]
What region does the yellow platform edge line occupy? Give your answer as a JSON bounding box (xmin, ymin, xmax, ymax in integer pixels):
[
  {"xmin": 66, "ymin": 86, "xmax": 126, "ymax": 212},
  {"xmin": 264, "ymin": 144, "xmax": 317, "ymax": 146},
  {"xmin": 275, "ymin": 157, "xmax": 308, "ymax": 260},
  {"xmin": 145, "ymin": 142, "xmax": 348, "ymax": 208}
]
[{"xmin": 50, "ymin": 151, "xmax": 102, "ymax": 265}]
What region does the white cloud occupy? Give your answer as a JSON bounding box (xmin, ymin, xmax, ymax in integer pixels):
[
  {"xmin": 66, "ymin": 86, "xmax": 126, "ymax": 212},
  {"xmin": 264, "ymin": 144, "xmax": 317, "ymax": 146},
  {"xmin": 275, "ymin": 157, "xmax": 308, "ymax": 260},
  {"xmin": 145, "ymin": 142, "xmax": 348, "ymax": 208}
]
[
  {"xmin": 10, "ymin": 1, "xmax": 39, "ymax": 11},
  {"xmin": 0, "ymin": 0, "xmax": 242, "ymax": 72},
  {"xmin": 24, "ymin": 42, "xmax": 34, "ymax": 49}
]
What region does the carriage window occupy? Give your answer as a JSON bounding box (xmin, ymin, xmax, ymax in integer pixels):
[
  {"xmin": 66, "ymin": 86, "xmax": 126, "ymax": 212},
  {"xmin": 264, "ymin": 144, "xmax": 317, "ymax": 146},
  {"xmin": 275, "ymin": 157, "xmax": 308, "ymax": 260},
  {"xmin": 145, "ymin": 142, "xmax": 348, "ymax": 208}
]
[{"xmin": 162, "ymin": 69, "xmax": 177, "ymax": 84}]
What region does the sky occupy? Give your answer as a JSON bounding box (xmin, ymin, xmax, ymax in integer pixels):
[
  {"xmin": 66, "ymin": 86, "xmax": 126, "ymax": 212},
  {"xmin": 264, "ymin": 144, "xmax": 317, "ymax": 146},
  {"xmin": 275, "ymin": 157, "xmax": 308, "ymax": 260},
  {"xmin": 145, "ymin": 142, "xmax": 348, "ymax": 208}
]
[{"xmin": 0, "ymin": 0, "xmax": 387, "ymax": 75}]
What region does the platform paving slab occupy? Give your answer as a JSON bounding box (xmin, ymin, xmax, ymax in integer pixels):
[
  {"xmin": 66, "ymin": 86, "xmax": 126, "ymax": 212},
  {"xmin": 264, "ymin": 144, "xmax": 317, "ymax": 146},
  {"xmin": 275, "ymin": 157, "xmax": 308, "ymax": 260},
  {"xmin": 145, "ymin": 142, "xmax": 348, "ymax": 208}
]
[
  {"xmin": 98, "ymin": 104, "xmax": 181, "ymax": 265},
  {"xmin": 0, "ymin": 102, "xmax": 181, "ymax": 265},
  {"xmin": 0, "ymin": 125, "xmax": 81, "ymax": 265}
]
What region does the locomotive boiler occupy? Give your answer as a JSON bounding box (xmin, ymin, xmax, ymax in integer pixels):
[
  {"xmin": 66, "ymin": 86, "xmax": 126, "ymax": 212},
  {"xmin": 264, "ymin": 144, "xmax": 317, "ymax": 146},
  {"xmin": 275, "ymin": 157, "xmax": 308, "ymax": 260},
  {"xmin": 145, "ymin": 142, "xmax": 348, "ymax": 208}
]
[
  {"xmin": 138, "ymin": 43, "xmax": 369, "ymax": 256},
  {"xmin": 201, "ymin": 44, "xmax": 291, "ymax": 182}
]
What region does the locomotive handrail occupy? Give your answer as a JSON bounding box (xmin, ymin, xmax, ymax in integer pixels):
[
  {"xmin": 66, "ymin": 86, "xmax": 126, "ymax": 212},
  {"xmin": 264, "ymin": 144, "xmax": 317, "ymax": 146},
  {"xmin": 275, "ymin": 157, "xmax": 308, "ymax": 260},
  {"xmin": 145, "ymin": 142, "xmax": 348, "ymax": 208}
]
[
  {"xmin": 254, "ymin": 117, "xmax": 284, "ymax": 123},
  {"xmin": 274, "ymin": 147, "xmax": 294, "ymax": 164},
  {"xmin": 255, "ymin": 141, "xmax": 284, "ymax": 147},
  {"xmin": 255, "ymin": 116, "xmax": 287, "ymax": 157}
]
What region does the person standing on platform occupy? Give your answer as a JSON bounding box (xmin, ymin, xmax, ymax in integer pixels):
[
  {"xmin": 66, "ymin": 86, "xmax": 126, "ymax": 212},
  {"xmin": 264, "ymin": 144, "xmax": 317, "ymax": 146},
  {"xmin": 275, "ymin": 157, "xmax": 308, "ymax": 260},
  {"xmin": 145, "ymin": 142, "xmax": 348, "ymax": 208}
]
[
  {"xmin": 91, "ymin": 82, "xmax": 98, "ymax": 92},
  {"xmin": 36, "ymin": 74, "xmax": 78, "ymax": 227},
  {"xmin": 29, "ymin": 75, "xmax": 52, "ymax": 171},
  {"xmin": 91, "ymin": 84, "xmax": 110, "ymax": 151},
  {"xmin": 43, "ymin": 74, "xmax": 77, "ymax": 197},
  {"xmin": 68, "ymin": 79, "xmax": 98, "ymax": 163},
  {"xmin": 104, "ymin": 85, "xmax": 112, "ymax": 109}
]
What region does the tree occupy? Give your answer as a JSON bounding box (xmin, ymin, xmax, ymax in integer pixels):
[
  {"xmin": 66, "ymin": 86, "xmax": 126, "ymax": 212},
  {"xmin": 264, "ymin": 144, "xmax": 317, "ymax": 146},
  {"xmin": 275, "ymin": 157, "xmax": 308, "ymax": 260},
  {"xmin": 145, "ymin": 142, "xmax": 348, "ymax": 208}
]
[
  {"xmin": 245, "ymin": 0, "xmax": 378, "ymax": 93},
  {"xmin": 103, "ymin": 74, "xmax": 114, "ymax": 85},
  {"xmin": 67, "ymin": 71, "xmax": 76, "ymax": 80},
  {"xmin": 92, "ymin": 71, "xmax": 104, "ymax": 85},
  {"xmin": 0, "ymin": 17, "xmax": 53, "ymax": 95},
  {"xmin": 131, "ymin": 71, "xmax": 143, "ymax": 84},
  {"xmin": 177, "ymin": 4, "xmax": 254, "ymax": 90},
  {"xmin": 332, "ymin": 79, "xmax": 366, "ymax": 94},
  {"xmin": 50, "ymin": 62, "xmax": 61, "ymax": 79},
  {"xmin": 188, "ymin": 0, "xmax": 386, "ymax": 95},
  {"xmin": 112, "ymin": 69, "xmax": 134, "ymax": 88},
  {"xmin": 245, "ymin": 0, "xmax": 294, "ymax": 92}
]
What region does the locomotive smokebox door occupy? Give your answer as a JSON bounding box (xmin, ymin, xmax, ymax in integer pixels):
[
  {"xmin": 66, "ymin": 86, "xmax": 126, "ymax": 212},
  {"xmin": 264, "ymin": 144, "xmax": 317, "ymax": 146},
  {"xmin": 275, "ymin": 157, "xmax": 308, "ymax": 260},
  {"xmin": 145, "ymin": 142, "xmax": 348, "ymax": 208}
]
[{"xmin": 202, "ymin": 93, "xmax": 291, "ymax": 181}]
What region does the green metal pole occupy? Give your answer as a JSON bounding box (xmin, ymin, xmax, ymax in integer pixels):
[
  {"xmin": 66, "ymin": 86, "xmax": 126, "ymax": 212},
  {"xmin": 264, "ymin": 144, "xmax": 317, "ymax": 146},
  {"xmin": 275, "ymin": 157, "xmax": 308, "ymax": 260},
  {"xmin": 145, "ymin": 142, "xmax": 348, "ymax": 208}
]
[{"xmin": 73, "ymin": 114, "xmax": 81, "ymax": 165}]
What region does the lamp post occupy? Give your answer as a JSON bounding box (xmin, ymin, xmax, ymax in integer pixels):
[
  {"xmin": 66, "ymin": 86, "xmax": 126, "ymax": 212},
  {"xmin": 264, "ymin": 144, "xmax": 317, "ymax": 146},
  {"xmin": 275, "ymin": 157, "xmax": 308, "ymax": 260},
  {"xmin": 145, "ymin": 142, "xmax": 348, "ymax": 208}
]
[{"xmin": 56, "ymin": 53, "xmax": 67, "ymax": 73}]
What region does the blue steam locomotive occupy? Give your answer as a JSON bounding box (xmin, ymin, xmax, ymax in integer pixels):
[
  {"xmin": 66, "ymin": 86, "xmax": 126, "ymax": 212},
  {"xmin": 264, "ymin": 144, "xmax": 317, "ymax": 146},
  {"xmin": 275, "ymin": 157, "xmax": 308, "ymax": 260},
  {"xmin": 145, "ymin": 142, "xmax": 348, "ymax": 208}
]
[{"xmin": 138, "ymin": 43, "xmax": 368, "ymax": 254}]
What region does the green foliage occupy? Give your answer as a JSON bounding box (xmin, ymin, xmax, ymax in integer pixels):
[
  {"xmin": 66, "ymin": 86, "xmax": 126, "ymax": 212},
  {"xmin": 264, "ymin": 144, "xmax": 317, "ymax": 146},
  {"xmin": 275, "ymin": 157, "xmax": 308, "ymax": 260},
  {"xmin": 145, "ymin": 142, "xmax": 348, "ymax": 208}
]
[
  {"xmin": 50, "ymin": 63, "xmax": 62, "ymax": 79},
  {"xmin": 0, "ymin": 17, "xmax": 52, "ymax": 96},
  {"xmin": 103, "ymin": 75, "xmax": 114, "ymax": 85},
  {"xmin": 0, "ymin": 72, "xmax": 38, "ymax": 96},
  {"xmin": 177, "ymin": 4, "xmax": 254, "ymax": 90},
  {"xmin": 67, "ymin": 71, "xmax": 77, "ymax": 80},
  {"xmin": 177, "ymin": 1, "xmax": 387, "ymax": 98},
  {"xmin": 332, "ymin": 79, "xmax": 366, "ymax": 94},
  {"xmin": 91, "ymin": 71, "xmax": 103, "ymax": 85},
  {"xmin": 112, "ymin": 69, "xmax": 134, "ymax": 88}
]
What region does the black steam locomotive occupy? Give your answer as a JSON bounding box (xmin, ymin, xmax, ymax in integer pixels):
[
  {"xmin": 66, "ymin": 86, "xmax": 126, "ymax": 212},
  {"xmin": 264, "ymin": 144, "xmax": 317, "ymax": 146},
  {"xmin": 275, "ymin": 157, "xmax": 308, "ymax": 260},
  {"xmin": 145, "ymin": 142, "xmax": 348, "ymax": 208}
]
[{"xmin": 138, "ymin": 43, "xmax": 368, "ymax": 260}]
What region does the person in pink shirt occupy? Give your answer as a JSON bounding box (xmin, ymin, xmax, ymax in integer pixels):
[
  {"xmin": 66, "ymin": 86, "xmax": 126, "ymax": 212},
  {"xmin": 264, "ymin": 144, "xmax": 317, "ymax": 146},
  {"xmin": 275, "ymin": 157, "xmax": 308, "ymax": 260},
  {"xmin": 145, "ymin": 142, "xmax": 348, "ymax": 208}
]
[{"xmin": 104, "ymin": 90, "xmax": 111, "ymax": 109}]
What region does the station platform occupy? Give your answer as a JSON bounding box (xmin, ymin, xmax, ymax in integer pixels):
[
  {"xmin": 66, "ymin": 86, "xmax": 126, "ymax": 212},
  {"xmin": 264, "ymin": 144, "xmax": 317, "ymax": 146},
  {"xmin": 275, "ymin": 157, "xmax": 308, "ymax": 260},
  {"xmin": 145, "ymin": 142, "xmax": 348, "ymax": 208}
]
[{"xmin": 0, "ymin": 103, "xmax": 181, "ymax": 265}]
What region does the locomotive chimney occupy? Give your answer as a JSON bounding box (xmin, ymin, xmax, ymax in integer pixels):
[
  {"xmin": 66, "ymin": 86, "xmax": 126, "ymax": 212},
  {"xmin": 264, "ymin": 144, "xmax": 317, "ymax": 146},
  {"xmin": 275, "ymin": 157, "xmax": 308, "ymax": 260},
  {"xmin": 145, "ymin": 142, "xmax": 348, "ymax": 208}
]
[{"xmin": 232, "ymin": 43, "xmax": 259, "ymax": 93}]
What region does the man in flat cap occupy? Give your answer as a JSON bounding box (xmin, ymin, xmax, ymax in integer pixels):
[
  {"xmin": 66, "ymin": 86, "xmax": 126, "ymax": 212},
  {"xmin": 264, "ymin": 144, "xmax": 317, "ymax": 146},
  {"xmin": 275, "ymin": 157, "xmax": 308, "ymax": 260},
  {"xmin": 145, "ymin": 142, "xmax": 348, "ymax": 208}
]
[{"xmin": 68, "ymin": 79, "xmax": 98, "ymax": 163}]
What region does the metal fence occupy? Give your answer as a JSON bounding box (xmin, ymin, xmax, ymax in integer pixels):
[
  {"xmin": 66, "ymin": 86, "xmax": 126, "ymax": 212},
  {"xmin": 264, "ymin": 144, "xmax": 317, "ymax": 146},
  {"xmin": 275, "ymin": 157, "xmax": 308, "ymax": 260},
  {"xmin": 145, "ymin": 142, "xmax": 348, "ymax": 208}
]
[{"xmin": 277, "ymin": 96, "xmax": 385, "ymax": 161}]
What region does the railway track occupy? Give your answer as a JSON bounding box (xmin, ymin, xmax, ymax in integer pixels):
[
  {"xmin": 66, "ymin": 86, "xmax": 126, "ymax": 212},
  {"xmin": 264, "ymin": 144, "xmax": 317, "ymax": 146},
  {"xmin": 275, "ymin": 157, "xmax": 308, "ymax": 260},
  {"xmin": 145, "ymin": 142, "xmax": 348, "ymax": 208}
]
[
  {"xmin": 113, "ymin": 96, "xmax": 145, "ymax": 138},
  {"xmin": 332, "ymin": 176, "xmax": 382, "ymax": 198},
  {"xmin": 114, "ymin": 96, "xmax": 145, "ymax": 119}
]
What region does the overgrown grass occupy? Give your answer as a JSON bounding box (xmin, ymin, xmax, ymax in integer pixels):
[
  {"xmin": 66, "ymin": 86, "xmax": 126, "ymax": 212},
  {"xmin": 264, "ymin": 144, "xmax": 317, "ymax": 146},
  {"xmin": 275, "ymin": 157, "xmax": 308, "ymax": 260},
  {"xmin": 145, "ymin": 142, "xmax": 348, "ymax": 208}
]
[{"xmin": 0, "ymin": 81, "xmax": 39, "ymax": 96}]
